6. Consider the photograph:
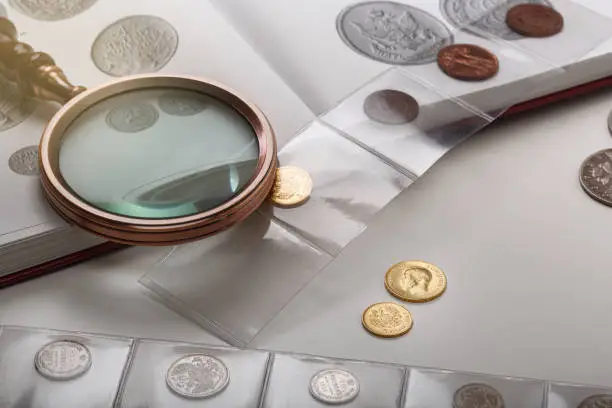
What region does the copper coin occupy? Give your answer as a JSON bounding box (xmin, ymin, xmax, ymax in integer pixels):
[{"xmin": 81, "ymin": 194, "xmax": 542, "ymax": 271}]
[
  {"xmin": 506, "ymin": 4, "xmax": 563, "ymax": 38},
  {"xmin": 437, "ymin": 44, "xmax": 499, "ymax": 81}
]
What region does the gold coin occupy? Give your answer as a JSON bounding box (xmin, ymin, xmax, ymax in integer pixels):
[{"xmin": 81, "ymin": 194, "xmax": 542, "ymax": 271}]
[
  {"xmin": 270, "ymin": 166, "xmax": 312, "ymax": 207},
  {"xmin": 362, "ymin": 302, "xmax": 413, "ymax": 338},
  {"xmin": 384, "ymin": 260, "xmax": 447, "ymax": 303}
]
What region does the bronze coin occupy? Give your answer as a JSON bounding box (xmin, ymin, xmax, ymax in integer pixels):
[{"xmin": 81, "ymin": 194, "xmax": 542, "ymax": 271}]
[
  {"xmin": 437, "ymin": 44, "xmax": 499, "ymax": 81},
  {"xmin": 506, "ymin": 4, "xmax": 563, "ymax": 38}
]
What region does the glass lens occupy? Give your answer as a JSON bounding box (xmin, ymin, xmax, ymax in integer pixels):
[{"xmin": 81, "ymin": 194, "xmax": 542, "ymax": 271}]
[{"xmin": 58, "ymin": 87, "xmax": 259, "ymax": 219}]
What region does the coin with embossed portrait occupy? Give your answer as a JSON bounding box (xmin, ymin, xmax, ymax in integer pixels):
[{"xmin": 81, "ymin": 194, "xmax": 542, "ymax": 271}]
[
  {"xmin": 578, "ymin": 394, "xmax": 612, "ymax": 408},
  {"xmin": 441, "ymin": 0, "xmax": 553, "ymax": 40},
  {"xmin": 0, "ymin": 75, "xmax": 36, "ymax": 133},
  {"xmin": 34, "ymin": 340, "xmax": 92, "ymax": 380},
  {"xmin": 385, "ymin": 260, "xmax": 447, "ymax": 303},
  {"xmin": 362, "ymin": 302, "xmax": 413, "ymax": 338},
  {"xmin": 9, "ymin": 0, "xmax": 97, "ymax": 21},
  {"xmin": 106, "ymin": 102, "xmax": 159, "ymax": 133},
  {"xmin": 363, "ymin": 90, "xmax": 419, "ymax": 125},
  {"xmin": 309, "ymin": 369, "xmax": 360, "ymax": 405},
  {"xmin": 166, "ymin": 354, "xmax": 230, "ymax": 399},
  {"xmin": 453, "ymin": 383, "xmax": 505, "ymax": 408},
  {"xmin": 91, "ymin": 15, "xmax": 179, "ymax": 77},
  {"xmin": 270, "ymin": 166, "xmax": 312, "ymax": 207},
  {"xmin": 8, "ymin": 145, "xmax": 39, "ymax": 176},
  {"xmin": 337, "ymin": 1, "xmax": 453, "ymax": 65},
  {"xmin": 579, "ymin": 149, "xmax": 612, "ymax": 208},
  {"xmin": 158, "ymin": 91, "xmax": 207, "ymax": 117}
]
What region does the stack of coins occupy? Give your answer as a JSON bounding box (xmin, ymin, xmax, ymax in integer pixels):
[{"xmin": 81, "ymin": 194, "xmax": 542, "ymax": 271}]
[{"xmin": 362, "ymin": 260, "xmax": 447, "ymax": 338}]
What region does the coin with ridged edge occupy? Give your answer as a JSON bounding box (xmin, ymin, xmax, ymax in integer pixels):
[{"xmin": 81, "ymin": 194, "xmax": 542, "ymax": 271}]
[
  {"xmin": 385, "ymin": 260, "xmax": 447, "ymax": 303},
  {"xmin": 270, "ymin": 166, "xmax": 312, "ymax": 207},
  {"xmin": 309, "ymin": 369, "xmax": 360, "ymax": 405},
  {"xmin": 91, "ymin": 15, "xmax": 179, "ymax": 77},
  {"xmin": 577, "ymin": 394, "xmax": 612, "ymax": 408},
  {"xmin": 166, "ymin": 354, "xmax": 230, "ymax": 399},
  {"xmin": 8, "ymin": 145, "xmax": 39, "ymax": 176},
  {"xmin": 579, "ymin": 149, "xmax": 612, "ymax": 207},
  {"xmin": 453, "ymin": 383, "xmax": 505, "ymax": 408},
  {"xmin": 106, "ymin": 102, "xmax": 159, "ymax": 133},
  {"xmin": 362, "ymin": 302, "xmax": 413, "ymax": 338},
  {"xmin": 34, "ymin": 340, "xmax": 92, "ymax": 381},
  {"xmin": 9, "ymin": 0, "xmax": 98, "ymax": 21}
]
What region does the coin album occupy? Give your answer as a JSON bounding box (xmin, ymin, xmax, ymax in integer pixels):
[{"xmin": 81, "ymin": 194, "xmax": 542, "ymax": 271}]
[{"xmin": 0, "ymin": 325, "xmax": 607, "ymax": 407}]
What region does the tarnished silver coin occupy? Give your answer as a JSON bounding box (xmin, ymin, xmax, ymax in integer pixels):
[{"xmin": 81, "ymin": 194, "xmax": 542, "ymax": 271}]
[
  {"xmin": 309, "ymin": 369, "xmax": 360, "ymax": 405},
  {"xmin": 106, "ymin": 102, "xmax": 159, "ymax": 133},
  {"xmin": 453, "ymin": 383, "xmax": 505, "ymax": 408},
  {"xmin": 8, "ymin": 145, "xmax": 39, "ymax": 176},
  {"xmin": 9, "ymin": 0, "xmax": 97, "ymax": 21},
  {"xmin": 441, "ymin": 0, "xmax": 552, "ymax": 40},
  {"xmin": 34, "ymin": 340, "xmax": 92, "ymax": 380},
  {"xmin": 158, "ymin": 91, "xmax": 207, "ymax": 117},
  {"xmin": 337, "ymin": 1, "xmax": 453, "ymax": 65},
  {"xmin": 0, "ymin": 75, "xmax": 36, "ymax": 133},
  {"xmin": 578, "ymin": 394, "xmax": 612, "ymax": 408},
  {"xmin": 364, "ymin": 89, "xmax": 419, "ymax": 125},
  {"xmin": 91, "ymin": 15, "xmax": 179, "ymax": 77},
  {"xmin": 580, "ymin": 149, "xmax": 612, "ymax": 207},
  {"xmin": 166, "ymin": 354, "xmax": 230, "ymax": 399}
]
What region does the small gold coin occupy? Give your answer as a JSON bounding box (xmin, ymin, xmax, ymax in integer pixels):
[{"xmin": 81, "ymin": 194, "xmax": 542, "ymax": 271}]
[
  {"xmin": 362, "ymin": 302, "xmax": 413, "ymax": 338},
  {"xmin": 270, "ymin": 166, "xmax": 312, "ymax": 207},
  {"xmin": 384, "ymin": 260, "xmax": 447, "ymax": 303}
]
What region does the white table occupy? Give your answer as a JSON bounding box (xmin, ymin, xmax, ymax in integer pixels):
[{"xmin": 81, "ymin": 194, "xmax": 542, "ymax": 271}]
[{"xmin": 2, "ymin": 83, "xmax": 612, "ymax": 388}]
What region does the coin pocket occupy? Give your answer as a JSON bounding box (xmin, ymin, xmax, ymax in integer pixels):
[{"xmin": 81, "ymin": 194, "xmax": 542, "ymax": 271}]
[
  {"xmin": 402, "ymin": 368, "xmax": 546, "ymax": 408},
  {"xmin": 0, "ymin": 325, "xmax": 133, "ymax": 408},
  {"xmin": 547, "ymin": 381, "xmax": 612, "ymax": 408},
  {"xmin": 261, "ymin": 353, "xmax": 407, "ymax": 407},
  {"xmin": 115, "ymin": 339, "xmax": 271, "ymax": 407}
]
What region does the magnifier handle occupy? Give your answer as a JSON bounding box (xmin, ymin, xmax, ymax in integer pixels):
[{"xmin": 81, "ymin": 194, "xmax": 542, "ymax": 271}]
[{"xmin": 0, "ymin": 17, "xmax": 86, "ymax": 104}]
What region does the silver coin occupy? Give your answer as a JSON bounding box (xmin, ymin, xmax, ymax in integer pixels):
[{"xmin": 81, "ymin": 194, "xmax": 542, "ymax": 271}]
[
  {"xmin": 578, "ymin": 394, "xmax": 612, "ymax": 408},
  {"xmin": 580, "ymin": 149, "xmax": 612, "ymax": 207},
  {"xmin": 453, "ymin": 383, "xmax": 505, "ymax": 408},
  {"xmin": 9, "ymin": 0, "xmax": 97, "ymax": 21},
  {"xmin": 158, "ymin": 91, "xmax": 207, "ymax": 117},
  {"xmin": 106, "ymin": 102, "xmax": 159, "ymax": 133},
  {"xmin": 8, "ymin": 145, "xmax": 39, "ymax": 176},
  {"xmin": 441, "ymin": 0, "xmax": 552, "ymax": 40},
  {"xmin": 309, "ymin": 369, "xmax": 360, "ymax": 405},
  {"xmin": 337, "ymin": 1, "xmax": 453, "ymax": 65},
  {"xmin": 91, "ymin": 15, "xmax": 179, "ymax": 77},
  {"xmin": 34, "ymin": 340, "xmax": 92, "ymax": 380},
  {"xmin": 364, "ymin": 89, "xmax": 419, "ymax": 125},
  {"xmin": 166, "ymin": 354, "xmax": 230, "ymax": 399},
  {"xmin": 0, "ymin": 75, "xmax": 36, "ymax": 133}
]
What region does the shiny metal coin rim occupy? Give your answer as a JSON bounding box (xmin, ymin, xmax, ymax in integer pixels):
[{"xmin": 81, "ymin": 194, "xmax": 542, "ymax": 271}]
[
  {"xmin": 34, "ymin": 340, "xmax": 92, "ymax": 381},
  {"xmin": 105, "ymin": 102, "xmax": 160, "ymax": 133},
  {"xmin": 577, "ymin": 394, "xmax": 612, "ymax": 408},
  {"xmin": 270, "ymin": 165, "xmax": 313, "ymax": 207},
  {"xmin": 165, "ymin": 354, "xmax": 230, "ymax": 399},
  {"xmin": 361, "ymin": 301, "xmax": 414, "ymax": 338},
  {"xmin": 453, "ymin": 383, "xmax": 505, "ymax": 408},
  {"xmin": 384, "ymin": 260, "xmax": 447, "ymax": 303},
  {"xmin": 8, "ymin": 145, "xmax": 40, "ymax": 176},
  {"xmin": 579, "ymin": 148, "xmax": 612, "ymax": 208},
  {"xmin": 309, "ymin": 368, "xmax": 360, "ymax": 405},
  {"xmin": 363, "ymin": 89, "xmax": 420, "ymax": 125},
  {"xmin": 91, "ymin": 14, "xmax": 179, "ymax": 77},
  {"xmin": 336, "ymin": 0, "xmax": 454, "ymax": 66}
]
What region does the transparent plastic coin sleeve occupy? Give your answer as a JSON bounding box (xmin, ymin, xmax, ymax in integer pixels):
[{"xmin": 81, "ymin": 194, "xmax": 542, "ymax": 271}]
[
  {"xmin": 259, "ymin": 120, "xmax": 413, "ymax": 256},
  {"xmin": 261, "ymin": 353, "xmax": 408, "ymax": 408},
  {"xmin": 398, "ymin": 28, "xmax": 566, "ymax": 117},
  {"xmin": 138, "ymin": 212, "xmax": 333, "ymax": 347},
  {"xmin": 0, "ymin": 326, "xmax": 133, "ymax": 408},
  {"xmin": 320, "ymin": 68, "xmax": 494, "ymax": 177},
  {"xmin": 115, "ymin": 339, "xmax": 271, "ymax": 407},
  {"xmin": 547, "ymin": 381, "xmax": 612, "ymax": 408},
  {"xmin": 462, "ymin": 0, "xmax": 612, "ymax": 68},
  {"xmin": 402, "ymin": 368, "xmax": 547, "ymax": 408}
]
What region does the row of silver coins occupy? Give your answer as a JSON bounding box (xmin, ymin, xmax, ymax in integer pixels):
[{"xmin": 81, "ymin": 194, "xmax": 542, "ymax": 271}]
[{"xmin": 0, "ymin": 325, "xmax": 609, "ymax": 407}]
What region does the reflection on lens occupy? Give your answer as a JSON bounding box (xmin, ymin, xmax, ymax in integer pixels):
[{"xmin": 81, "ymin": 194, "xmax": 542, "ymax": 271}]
[{"xmin": 59, "ymin": 87, "xmax": 259, "ymax": 219}]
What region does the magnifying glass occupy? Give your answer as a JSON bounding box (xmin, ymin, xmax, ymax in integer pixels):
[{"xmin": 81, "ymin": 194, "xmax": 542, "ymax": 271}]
[{"xmin": 0, "ymin": 17, "xmax": 278, "ymax": 246}]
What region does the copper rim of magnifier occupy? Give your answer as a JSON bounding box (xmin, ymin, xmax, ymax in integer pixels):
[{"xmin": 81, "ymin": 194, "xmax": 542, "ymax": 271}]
[{"xmin": 38, "ymin": 74, "xmax": 277, "ymax": 246}]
